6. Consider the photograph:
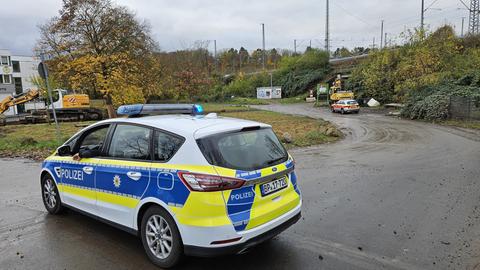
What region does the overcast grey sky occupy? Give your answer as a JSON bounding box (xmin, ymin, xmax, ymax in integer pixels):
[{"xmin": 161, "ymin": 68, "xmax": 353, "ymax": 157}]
[{"xmin": 0, "ymin": 0, "xmax": 468, "ymax": 55}]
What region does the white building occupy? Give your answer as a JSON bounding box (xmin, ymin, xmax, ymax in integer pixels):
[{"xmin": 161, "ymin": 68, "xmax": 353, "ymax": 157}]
[
  {"xmin": 0, "ymin": 49, "xmax": 41, "ymax": 115},
  {"xmin": 256, "ymin": 86, "xmax": 282, "ymax": 99}
]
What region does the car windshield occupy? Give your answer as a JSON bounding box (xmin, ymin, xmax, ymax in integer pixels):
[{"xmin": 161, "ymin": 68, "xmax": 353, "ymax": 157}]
[{"xmin": 197, "ymin": 128, "xmax": 288, "ymax": 171}]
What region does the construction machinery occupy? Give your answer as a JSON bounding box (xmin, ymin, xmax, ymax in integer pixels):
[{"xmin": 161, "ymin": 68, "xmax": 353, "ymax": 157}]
[
  {"xmin": 0, "ymin": 89, "xmax": 104, "ymax": 124},
  {"xmin": 329, "ymin": 74, "xmax": 354, "ymax": 104},
  {"xmin": 0, "ymin": 89, "xmax": 40, "ymax": 114}
]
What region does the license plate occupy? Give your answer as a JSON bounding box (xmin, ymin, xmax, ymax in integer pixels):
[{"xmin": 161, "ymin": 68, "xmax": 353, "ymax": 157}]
[{"xmin": 260, "ymin": 177, "xmax": 288, "ymax": 196}]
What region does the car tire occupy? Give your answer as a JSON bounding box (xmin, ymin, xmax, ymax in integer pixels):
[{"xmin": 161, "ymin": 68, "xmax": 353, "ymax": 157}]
[
  {"xmin": 41, "ymin": 174, "xmax": 64, "ymax": 214},
  {"xmin": 141, "ymin": 206, "xmax": 183, "ymax": 268},
  {"xmin": 341, "ymin": 109, "xmax": 345, "ymax": 114},
  {"xmin": 354, "ymin": 111, "xmax": 359, "ymax": 114}
]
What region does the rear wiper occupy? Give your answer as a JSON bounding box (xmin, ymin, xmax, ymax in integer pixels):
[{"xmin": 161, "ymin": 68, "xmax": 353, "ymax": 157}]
[{"xmin": 267, "ymin": 157, "xmax": 286, "ymax": 165}]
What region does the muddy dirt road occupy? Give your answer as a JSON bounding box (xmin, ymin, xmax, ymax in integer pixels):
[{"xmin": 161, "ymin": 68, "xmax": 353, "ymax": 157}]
[{"xmin": 0, "ymin": 103, "xmax": 479, "ymax": 269}]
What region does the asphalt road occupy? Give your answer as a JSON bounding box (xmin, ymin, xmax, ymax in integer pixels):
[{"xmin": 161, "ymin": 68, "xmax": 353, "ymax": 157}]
[{"xmin": 1, "ymin": 103, "xmax": 479, "ymax": 270}]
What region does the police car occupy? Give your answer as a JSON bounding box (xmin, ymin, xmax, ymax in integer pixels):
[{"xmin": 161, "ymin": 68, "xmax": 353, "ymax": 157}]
[{"xmin": 40, "ymin": 104, "xmax": 302, "ymax": 268}]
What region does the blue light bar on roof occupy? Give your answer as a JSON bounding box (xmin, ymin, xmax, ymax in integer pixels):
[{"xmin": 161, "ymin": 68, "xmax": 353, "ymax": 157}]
[{"xmin": 117, "ymin": 104, "xmax": 204, "ymax": 117}]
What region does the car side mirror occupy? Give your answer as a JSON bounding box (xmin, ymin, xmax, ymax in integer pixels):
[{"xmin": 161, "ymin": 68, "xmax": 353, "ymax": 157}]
[{"xmin": 57, "ymin": 145, "xmax": 71, "ymax": 156}]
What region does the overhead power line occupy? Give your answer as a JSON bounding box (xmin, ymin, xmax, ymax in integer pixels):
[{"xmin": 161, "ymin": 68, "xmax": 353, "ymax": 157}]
[
  {"xmin": 332, "ymin": 1, "xmax": 374, "ymax": 27},
  {"xmin": 425, "ymin": 0, "xmax": 441, "ymax": 11}
]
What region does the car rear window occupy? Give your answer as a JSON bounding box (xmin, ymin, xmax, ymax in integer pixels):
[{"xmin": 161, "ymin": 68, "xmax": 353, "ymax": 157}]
[
  {"xmin": 347, "ymin": 101, "xmax": 358, "ymax": 105},
  {"xmin": 197, "ymin": 128, "xmax": 288, "ymax": 171}
]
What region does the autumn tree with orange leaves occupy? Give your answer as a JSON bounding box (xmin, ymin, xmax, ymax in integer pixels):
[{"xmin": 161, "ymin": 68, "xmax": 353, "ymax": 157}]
[{"xmin": 36, "ymin": 0, "xmax": 157, "ymax": 117}]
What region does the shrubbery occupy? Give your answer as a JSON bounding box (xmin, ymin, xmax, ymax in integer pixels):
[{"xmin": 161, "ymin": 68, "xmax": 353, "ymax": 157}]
[
  {"xmin": 401, "ymin": 75, "xmax": 480, "ymax": 120},
  {"xmin": 275, "ymin": 49, "xmax": 330, "ymax": 97},
  {"xmin": 347, "ymin": 25, "xmax": 480, "ymax": 121},
  {"xmin": 221, "ymin": 48, "xmax": 330, "ymax": 98},
  {"xmin": 223, "ymin": 73, "xmax": 270, "ymax": 98}
]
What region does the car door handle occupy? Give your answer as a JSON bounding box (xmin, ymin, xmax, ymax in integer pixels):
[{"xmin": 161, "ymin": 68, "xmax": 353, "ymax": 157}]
[
  {"xmin": 127, "ymin": 171, "xmax": 142, "ymax": 181},
  {"xmin": 83, "ymin": 166, "xmax": 94, "ymax": 175}
]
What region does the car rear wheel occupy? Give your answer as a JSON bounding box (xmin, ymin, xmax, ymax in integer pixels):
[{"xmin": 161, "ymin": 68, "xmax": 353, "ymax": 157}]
[
  {"xmin": 141, "ymin": 206, "xmax": 183, "ymax": 268},
  {"xmin": 341, "ymin": 109, "xmax": 345, "ymax": 114},
  {"xmin": 41, "ymin": 175, "xmax": 64, "ymax": 214}
]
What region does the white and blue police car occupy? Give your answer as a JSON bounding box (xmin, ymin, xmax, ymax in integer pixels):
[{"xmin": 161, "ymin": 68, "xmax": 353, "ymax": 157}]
[{"xmin": 40, "ymin": 104, "xmax": 302, "ymax": 268}]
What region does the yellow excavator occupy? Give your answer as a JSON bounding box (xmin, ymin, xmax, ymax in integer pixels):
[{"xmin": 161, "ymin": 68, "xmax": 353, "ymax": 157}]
[
  {"xmin": 0, "ymin": 89, "xmax": 40, "ymax": 114},
  {"xmin": 329, "ymin": 74, "xmax": 354, "ymax": 104},
  {"xmin": 0, "ymin": 89, "xmax": 103, "ymax": 123}
]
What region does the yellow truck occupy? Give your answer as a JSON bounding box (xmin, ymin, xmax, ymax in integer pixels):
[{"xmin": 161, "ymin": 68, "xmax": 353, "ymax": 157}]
[{"xmin": 329, "ymin": 74, "xmax": 354, "ymax": 104}]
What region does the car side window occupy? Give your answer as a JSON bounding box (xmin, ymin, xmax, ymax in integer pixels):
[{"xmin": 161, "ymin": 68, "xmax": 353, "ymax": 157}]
[
  {"xmin": 108, "ymin": 124, "xmax": 151, "ymax": 160},
  {"xmin": 77, "ymin": 125, "xmax": 110, "ymax": 153},
  {"xmin": 154, "ymin": 130, "xmax": 184, "ymax": 162}
]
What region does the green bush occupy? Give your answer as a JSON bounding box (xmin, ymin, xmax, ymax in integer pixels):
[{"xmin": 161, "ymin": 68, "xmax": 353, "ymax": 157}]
[
  {"xmin": 279, "ymin": 69, "xmax": 328, "ymax": 97},
  {"xmin": 401, "ymin": 79, "xmax": 480, "ymax": 121},
  {"xmin": 223, "ymin": 73, "xmax": 270, "ymax": 98},
  {"xmin": 404, "ymin": 94, "xmax": 449, "ymax": 120},
  {"xmin": 222, "ymin": 48, "xmax": 330, "ymax": 99},
  {"xmin": 276, "ymin": 49, "xmax": 330, "ymax": 97}
]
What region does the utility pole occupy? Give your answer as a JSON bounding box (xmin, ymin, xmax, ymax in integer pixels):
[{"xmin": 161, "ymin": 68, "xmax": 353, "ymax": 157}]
[
  {"xmin": 309, "ymin": 40, "xmax": 312, "ymax": 48},
  {"xmin": 462, "ymin": 17, "xmax": 466, "ymax": 36},
  {"xmin": 261, "ymin": 23, "xmax": 266, "ymax": 70},
  {"xmin": 214, "ymin": 40, "xmax": 217, "ymax": 73},
  {"xmin": 39, "ymin": 54, "xmax": 60, "ymax": 142},
  {"xmin": 385, "ymin": 32, "xmax": 388, "ymax": 48},
  {"xmin": 270, "ymin": 72, "xmax": 273, "ymax": 93},
  {"xmin": 325, "ymin": 0, "xmax": 330, "ymax": 54},
  {"xmin": 380, "ymin": 20, "xmax": 384, "ymax": 50},
  {"xmin": 294, "ymin": 39, "xmax": 297, "ymax": 54},
  {"xmin": 459, "ymin": 0, "xmax": 480, "ymax": 35},
  {"xmin": 372, "ymin": 37, "xmax": 376, "ymax": 49},
  {"xmin": 421, "ymin": 0, "xmax": 425, "ymax": 33},
  {"xmin": 469, "ymin": 0, "xmax": 480, "ymax": 34}
]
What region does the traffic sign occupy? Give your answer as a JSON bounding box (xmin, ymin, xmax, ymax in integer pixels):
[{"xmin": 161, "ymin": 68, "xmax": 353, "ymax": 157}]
[
  {"xmin": 38, "ymin": 62, "xmax": 47, "ymax": 80},
  {"xmin": 317, "ymin": 84, "xmax": 328, "ymax": 94}
]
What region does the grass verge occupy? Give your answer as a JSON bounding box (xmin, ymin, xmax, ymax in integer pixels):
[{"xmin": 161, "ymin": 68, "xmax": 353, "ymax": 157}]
[
  {"xmin": 0, "ymin": 111, "xmax": 340, "ymax": 160},
  {"xmin": 221, "ymin": 110, "xmax": 341, "ymax": 148},
  {"xmin": 201, "ymin": 103, "xmax": 255, "ymax": 113},
  {"xmin": 0, "ymin": 122, "xmax": 95, "ymax": 160},
  {"xmin": 440, "ymin": 119, "xmax": 480, "ymax": 130}
]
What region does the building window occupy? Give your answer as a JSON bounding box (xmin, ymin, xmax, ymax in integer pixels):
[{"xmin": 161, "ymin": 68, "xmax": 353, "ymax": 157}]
[
  {"xmin": 14, "ymin": 77, "xmax": 23, "ymax": 94},
  {"xmin": 12, "ymin": 61, "xmax": 20, "ymax": 72},
  {"xmin": 1, "ymin": 75, "xmax": 12, "ymax": 84},
  {"xmin": 1, "ymin": 56, "xmax": 10, "ymax": 65}
]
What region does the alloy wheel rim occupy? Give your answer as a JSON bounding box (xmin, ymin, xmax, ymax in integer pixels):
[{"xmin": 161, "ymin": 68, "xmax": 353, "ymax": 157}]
[
  {"xmin": 146, "ymin": 215, "xmax": 173, "ymax": 259},
  {"xmin": 43, "ymin": 179, "xmax": 56, "ymax": 209}
]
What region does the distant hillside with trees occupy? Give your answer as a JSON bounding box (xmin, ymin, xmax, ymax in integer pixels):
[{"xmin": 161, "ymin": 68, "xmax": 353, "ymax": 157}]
[
  {"xmin": 39, "ymin": 0, "xmax": 479, "ymax": 122},
  {"xmin": 36, "ymin": 0, "xmax": 332, "ymax": 111},
  {"xmin": 347, "ymin": 26, "xmax": 480, "ymax": 120}
]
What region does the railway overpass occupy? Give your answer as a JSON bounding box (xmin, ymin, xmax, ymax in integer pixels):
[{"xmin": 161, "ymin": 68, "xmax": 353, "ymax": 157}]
[{"xmin": 329, "ymin": 54, "xmax": 370, "ymax": 75}]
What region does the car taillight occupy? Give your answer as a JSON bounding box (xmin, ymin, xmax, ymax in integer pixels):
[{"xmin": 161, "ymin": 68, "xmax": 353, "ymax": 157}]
[{"xmin": 178, "ymin": 172, "xmax": 245, "ymax": 192}]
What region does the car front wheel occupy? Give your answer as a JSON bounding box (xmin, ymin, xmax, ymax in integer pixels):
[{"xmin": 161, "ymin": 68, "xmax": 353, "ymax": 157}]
[
  {"xmin": 141, "ymin": 206, "xmax": 183, "ymax": 268},
  {"xmin": 41, "ymin": 175, "xmax": 64, "ymax": 214}
]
